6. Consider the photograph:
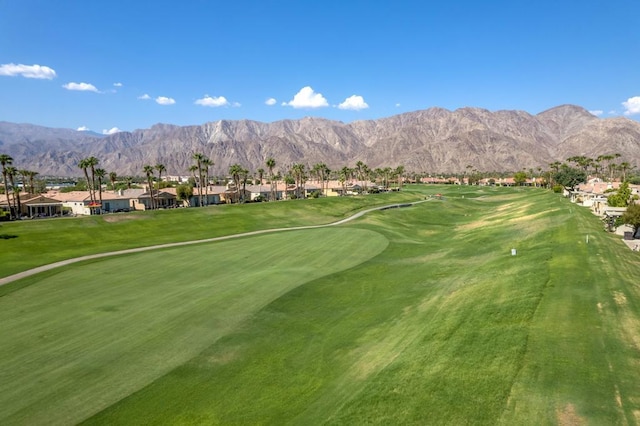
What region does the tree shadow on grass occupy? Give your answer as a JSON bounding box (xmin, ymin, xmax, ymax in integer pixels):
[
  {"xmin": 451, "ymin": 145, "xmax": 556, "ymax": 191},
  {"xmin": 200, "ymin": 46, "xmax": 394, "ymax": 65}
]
[{"xmin": 0, "ymin": 234, "xmax": 18, "ymax": 239}]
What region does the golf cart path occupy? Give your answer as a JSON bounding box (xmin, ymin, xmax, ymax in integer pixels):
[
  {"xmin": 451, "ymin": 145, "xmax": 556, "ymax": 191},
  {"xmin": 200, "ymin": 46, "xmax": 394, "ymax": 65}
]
[{"xmin": 0, "ymin": 200, "xmax": 431, "ymax": 287}]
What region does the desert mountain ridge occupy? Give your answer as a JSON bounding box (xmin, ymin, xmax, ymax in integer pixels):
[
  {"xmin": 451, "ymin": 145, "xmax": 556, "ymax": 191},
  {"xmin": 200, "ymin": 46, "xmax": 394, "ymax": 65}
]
[{"xmin": 1, "ymin": 105, "xmax": 639, "ymax": 177}]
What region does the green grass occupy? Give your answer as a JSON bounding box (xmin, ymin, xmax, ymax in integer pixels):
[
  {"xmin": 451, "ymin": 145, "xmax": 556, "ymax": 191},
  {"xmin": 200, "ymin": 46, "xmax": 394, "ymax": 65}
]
[
  {"xmin": 2, "ymin": 186, "xmax": 640, "ymax": 425},
  {"xmin": 0, "ymin": 192, "xmax": 417, "ymax": 278}
]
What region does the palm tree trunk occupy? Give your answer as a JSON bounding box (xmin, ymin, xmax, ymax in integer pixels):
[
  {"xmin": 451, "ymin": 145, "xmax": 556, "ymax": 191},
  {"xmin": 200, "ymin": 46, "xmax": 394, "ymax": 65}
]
[{"xmin": 2, "ymin": 172, "xmax": 11, "ymax": 220}]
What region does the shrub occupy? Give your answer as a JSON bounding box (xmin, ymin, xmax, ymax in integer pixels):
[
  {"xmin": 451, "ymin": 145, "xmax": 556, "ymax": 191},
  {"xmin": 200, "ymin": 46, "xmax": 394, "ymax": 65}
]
[{"xmin": 552, "ymin": 184, "xmax": 563, "ymax": 193}]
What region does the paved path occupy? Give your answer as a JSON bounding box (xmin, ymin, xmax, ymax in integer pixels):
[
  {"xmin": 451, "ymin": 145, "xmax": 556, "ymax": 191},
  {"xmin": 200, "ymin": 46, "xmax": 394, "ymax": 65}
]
[{"xmin": 0, "ymin": 200, "xmax": 430, "ymax": 287}]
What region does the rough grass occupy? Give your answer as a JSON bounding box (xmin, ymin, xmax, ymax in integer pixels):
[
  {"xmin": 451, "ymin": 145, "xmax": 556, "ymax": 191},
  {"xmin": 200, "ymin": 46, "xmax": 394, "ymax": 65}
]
[{"xmin": 2, "ymin": 186, "xmax": 640, "ymax": 425}]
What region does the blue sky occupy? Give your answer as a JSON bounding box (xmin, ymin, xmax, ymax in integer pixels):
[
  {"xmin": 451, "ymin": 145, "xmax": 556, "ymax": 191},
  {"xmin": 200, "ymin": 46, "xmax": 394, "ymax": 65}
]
[{"xmin": 1, "ymin": 0, "xmax": 639, "ymax": 134}]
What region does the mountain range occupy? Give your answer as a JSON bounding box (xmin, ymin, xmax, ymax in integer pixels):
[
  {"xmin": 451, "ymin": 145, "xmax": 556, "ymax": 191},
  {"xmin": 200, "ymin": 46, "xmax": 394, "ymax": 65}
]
[{"xmin": 1, "ymin": 105, "xmax": 639, "ymax": 177}]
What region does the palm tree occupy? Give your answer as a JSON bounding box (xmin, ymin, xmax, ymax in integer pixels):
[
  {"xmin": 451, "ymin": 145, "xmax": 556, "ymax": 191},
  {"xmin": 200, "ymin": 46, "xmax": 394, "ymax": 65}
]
[
  {"xmin": 290, "ymin": 163, "xmax": 306, "ymax": 199},
  {"xmin": 229, "ymin": 163, "xmax": 244, "ymax": 203},
  {"xmin": 86, "ymin": 156, "xmax": 99, "ymax": 203},
  {"xmin": 125, "ymin": 176, "xmax": 133, "ymax": 189},
  {"xmin": 109, "ymin": 171, "xmax": 117, "ymax": 192},
  {"xmin": 362, "ymin": 164, "xmax": 370, "ymax": 192},
  {"xmin": 202, "ymin": 157, "xmax": 212, "ymax": 206},
  {"xmin": 77, "ymin": 158, "xmax": 93, "ymax": 203},
  {"xmin": 143, "ymin": 165, "xmax": 156, "ymax": 209},
  {"xmin": 619, "ymin": 162, "xmax": 632, "ymax": 182},
  {"xmin": 395, "ymin": 165, "xmax": 405, "ymax": 188},
  {"xmin": 24, "ymin": 170, "xmax": 39, "ymax": 194},
  {"xmin": 383, "ymin": 167, "xmax": 393, "ymax": 189},
  {"xmin": 192, "ymin": 153, "xmax": 205, "ymax": 207},
  {"xmin": 155, "ymin": 164, "xmax": 166, "ymax": 188},
  {"xmin": 18, "ymin": 170, "xmax": 29, "ymax": 194},
  {"xmin": 266, "ymin": 157, "xmax": 276, "ymax": 201},
  {"xmin": 313, "ymin": 163, "xmax": 329, "ymax": 196},
  {"xmin": 94, "ymin": 168, "xmax": 106, "ymax": 213},
  {"xmin": 257, "ymin": 168, "xmax": 264, "ymax": 190},
  {"xmin": 339, "ymin": 166, "xmax": 351, "ymax": 195},
  {"xmin": 0, "ymin": 154, "xmax": 14, "ymax": 219},
  {"xmin": 241, "ymin": 167, "xmax": 250, "ymax": 202},
  {"xmin": 155, "ymin": 163, "xmax": 166, "ymax": 208},
  {"xmin": 355, "ymin": 161, "xmax": 365, "ymax": 184},
  {"xmin": 5, "ymin": 166, "xmax": 20, "ymax": 217},
  {"xmin": 188, "ymin": 165, "xmax": 199, "ymax": 204}
]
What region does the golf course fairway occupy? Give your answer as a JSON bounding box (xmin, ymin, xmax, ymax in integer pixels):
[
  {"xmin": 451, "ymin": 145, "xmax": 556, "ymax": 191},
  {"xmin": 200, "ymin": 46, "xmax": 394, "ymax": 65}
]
[{"xmin": 1, "ymin": 186, "xmax": 640, "ymax": 425}]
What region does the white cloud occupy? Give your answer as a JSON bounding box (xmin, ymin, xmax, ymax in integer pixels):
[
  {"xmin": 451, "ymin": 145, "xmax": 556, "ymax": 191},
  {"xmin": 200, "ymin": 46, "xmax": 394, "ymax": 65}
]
[
  {"xmin": 265, "ymin": 97, "xmax": 277, "ymax": 106},
  {"xmin": 195, "ymin": 95, "xmax": 228, "ymax": 107},
  {"xmin": 395, "ymin": 103, "xmax": 401, "ymax": 107},
  {"xmin": 102, "ymin": 127, "xmax": 121, "ymax": 135},
  {"xmin": 622, "ymin": 96, "xmax": 640, "ymax": 116},
  {"xmin": 113, "ymin": 82, "xmax": 123, "ymax": 87},
  {"xmin": 608, "ymin": 110, "xmax": 617, "ymax": 115},
  {"xmin": 63, "ymin": 82, "xmax": 99, "ymax": 92},
  {"xmin": 138, "ymin": 93, "xmax": 151, "ymax": 100},
  {"xmin": 589, "ymin": 110, "xmax": 603, "ymax": 116},
  {"xmin": 285, "ymin": 86, "xmax": 329, "ymax": 108},
  {"xmin": 337, "ymin": 95, "xmax": 369, "ymax": 111},
  {"xmin": 155, "ymin": 96, "xmax": 176, "ymax": 105},
  {"xmin": 77, "ymin": 126, "xmax": 90, "ymax": 131},
  {"xmin": 0, "ymin": 63, "xmax": 56, "ymax": 79},
  {"xmin": 232, "ymin": 102, "xmax": 241, "ymax": 107}
]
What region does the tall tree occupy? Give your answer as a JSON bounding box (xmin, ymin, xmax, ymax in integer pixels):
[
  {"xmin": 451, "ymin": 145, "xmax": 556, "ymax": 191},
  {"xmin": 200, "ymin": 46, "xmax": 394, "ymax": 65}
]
[
  {"xmin": 18, "ymin": 170, "xmax": 29, "ymax": 194},
  {"xmin": 362, "ymin": 164, "xmax": 370, "ymax": 192},
  {"xmin": 290, "ymin": 163, "xmax": 306, "ymax": 199},
  {"xmin": 78, "ymin": 158, "xmax": 93, "ymax": 204},
  {"xmin": 155, "ymin": 164, "xmax": 166, "ymax": 188},
  {"xmin": 192, "ymin": 153, "xmax": 205, "ymax": 207},
  {"xmin": 229, "ymin": 163, "xmax": 244, "ymax": 203},
  {"xmin": 155, "ymin": 163, "xmax": 166, "ymax": 208},
  {"xmin": 619, "ymin": 162, "xmax": 632, "ymax": 182},
  {"xmin": 5, "ymin": 166, "xmax": 20, "ymax": 217},
  {"xmin": 86, "ymin": 156, "xmax": 99, "ymax": 204},
  {"xmin": 395, "ymin": 165, "xmax": 405, "ymax": 188},
  {"xmin": 109, "ymin": 171, "xmax": 118, "ymax": 192},
  {"xmin": 143, "ymin": 165, "xmax": 156, "ymax": 210},
  {"xmin": 94, "ymin": 168, "xmax": 106, "ymax": 213},
  {"xmin": 339, "ymin": 166, "xmax": 351, "ymax": 195},
  {"xmin": 0, "ymin": 154, "xmax": 14, "ymax": 219},
  {"xmin": 266, "ymin": 157, "xmax": 276, "ymax": 201},
  {"xmin": 188, "ymin": 165, "xmax": 199, "ymax": 203},
  {"xmin": 25, "ymin": 170, "xmax": 39, "ymax": 194},
  {"xmin": 313, "ymin": 163, "xmax": 329, "ymax": 196},
  {"xmin": 256, "ymin": 168, "xmax": 264, "ymax": 189},
  {"xmin": 202, "ymin": 157, "xmax": 212, "ymax": 206},
  {"xmin": 241, "ymin": 167, "xmax": 249, "ymax": 202}
]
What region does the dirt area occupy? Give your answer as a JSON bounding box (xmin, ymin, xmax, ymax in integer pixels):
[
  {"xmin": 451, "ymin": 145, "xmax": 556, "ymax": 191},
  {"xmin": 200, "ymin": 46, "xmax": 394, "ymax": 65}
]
[
  {"xmin": 102, "ymin": 214, "xmax": 148, "ymax": 223},
  {"xmin": 557, "ymin": 403, "xmax": 585, "ymax": 425}
]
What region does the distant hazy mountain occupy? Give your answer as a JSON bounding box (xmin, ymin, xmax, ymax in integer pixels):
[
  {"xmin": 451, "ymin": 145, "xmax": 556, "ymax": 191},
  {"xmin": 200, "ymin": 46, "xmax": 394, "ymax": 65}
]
[{"xmin": 1, "ymin": 105, "xmax": 639, "ymax": 177}]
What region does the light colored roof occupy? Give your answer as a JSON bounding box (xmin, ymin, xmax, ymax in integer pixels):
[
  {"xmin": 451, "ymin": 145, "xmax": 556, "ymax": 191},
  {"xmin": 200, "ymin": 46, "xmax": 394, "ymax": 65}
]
[{"xmin": 45, "ymin": 191, "xmax": 91, "ymax": 202}]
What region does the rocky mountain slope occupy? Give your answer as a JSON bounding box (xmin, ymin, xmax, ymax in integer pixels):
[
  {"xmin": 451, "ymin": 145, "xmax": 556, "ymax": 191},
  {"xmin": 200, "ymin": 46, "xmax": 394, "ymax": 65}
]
[{"xmin": 1, "ymin": 105, "xmax": 639, "ymax": 177}]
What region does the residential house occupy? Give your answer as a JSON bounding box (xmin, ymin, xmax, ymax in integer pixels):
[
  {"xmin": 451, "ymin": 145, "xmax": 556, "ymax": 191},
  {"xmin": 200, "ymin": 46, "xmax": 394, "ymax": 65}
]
[
  {"xmin": 0, "ymin": 192, "xmax": 64, "ymax": 218},
  {"xmin": 131, "ymin": 188, "xmax": 177, "ymax": 210}
]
